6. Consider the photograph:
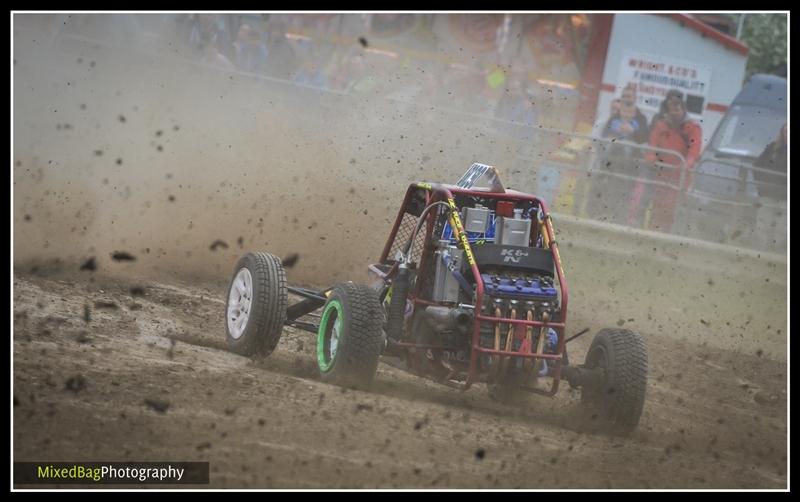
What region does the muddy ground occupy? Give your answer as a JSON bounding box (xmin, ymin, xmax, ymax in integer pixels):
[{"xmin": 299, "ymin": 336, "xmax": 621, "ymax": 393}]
[{"xmin": 13, "ymin": 270, "xmax": 786, "ymax": 489}]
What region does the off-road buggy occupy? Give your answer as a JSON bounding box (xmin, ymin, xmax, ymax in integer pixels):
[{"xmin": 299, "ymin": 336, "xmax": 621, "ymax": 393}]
[{"xmin": 224, "ymin": 164, "xmax": 648, "ymax": 433}]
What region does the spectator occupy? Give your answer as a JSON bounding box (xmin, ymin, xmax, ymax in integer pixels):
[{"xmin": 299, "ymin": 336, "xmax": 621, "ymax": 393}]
[
  {"xmin": 642, "ymin": 90, "xmax": 703, "ymax": 232},
  {"xmin": 189, "ymin": 14, "xmax": 216, "ymax": 52},
  {"xmin": 233, "ymin": 23, "xmax": 268, "ymax": 74},
  {"xmin": 190, "ymin": 15, "xmax": 235, "ymax": 62},
  {"xmin": 617, "ymin": 84, "xmax": 650, "ymax": 144},
  {"xmin": 603, "ymin": 101, "xmax": 643, "ymax": 141},
  {"xmin": 753, "ymin": 122, "xmax": 787, "ymax": 200},
  {"xmin": 263, "ymin": 22, "xmax": 297, "ymax": 79},
  {"xmin": 646, "ymin": 90, "xmax": 702, "ymax": 175},
  {"xmin": 597, "ymin": 101, "xmax": 646, "ymax": 227},
  {"xmin": 198, "ymin": 31, "xmax": 236, "ymax": 71},
  {"xmin": 752, "ymin": 122, "xmax": 788, "ymax": 250}
]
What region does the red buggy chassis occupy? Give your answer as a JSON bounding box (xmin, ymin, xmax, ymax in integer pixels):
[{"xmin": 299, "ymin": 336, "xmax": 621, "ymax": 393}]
[{"xmin": 224, "ymin": 165, "xmax": 648, "ymax": 433}]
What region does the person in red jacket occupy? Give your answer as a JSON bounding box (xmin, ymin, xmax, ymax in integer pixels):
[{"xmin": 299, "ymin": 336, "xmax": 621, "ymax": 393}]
[{"xmin": 638, "ymin": 90, "xmax": 703, "ymax": 232}]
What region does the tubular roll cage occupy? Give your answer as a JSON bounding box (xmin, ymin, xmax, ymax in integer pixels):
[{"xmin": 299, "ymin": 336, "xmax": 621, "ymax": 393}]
[{"xmin": 378, "ymin": 182, "xmax": 569, "ymax": 395}]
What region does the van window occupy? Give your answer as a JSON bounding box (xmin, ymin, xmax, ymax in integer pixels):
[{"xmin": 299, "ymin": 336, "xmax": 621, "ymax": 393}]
[{"xmin": 709, "ymin": 105, "xmax": 786, "ymax": 159}]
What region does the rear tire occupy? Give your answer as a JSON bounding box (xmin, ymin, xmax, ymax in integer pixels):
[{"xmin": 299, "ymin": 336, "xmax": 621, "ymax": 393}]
[
  {"xmin": 317, "ymin": 283, "xmax": 385, "ymax": 389},
  {"xmin": 581, "ymin": 328, "xmax": 648, "ymax": 434},
  {"xmin": 225, "ymin": 252, "xmax": 287, "ymax": 356}
]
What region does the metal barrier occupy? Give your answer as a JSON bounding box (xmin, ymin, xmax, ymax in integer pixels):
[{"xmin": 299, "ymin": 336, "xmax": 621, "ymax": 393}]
[
  {"xmin": 511, "ymin": 132, "xmax": 689, "ymax": 234},
  {"xmin": 690, "ymin": 156, "xmax": 787, "ymax": 203},
  {"xmin": 676, "ymin": 156, "xmax": 787, "ymax": 250},
  {"xmin": 427, "ymin": 110, "xmax": 786, "ymax": 252}
]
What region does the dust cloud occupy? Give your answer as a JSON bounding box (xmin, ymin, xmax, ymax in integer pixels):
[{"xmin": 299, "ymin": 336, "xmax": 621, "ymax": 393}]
[{"xmin": 14, "ymin": 14, "xmax": 526, "ymax": 287}]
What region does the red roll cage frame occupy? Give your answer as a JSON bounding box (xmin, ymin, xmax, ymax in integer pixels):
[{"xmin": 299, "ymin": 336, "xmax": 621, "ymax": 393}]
[{"xmin": 375, "ymin": 182, "xmax": 569, "ymax": 395}]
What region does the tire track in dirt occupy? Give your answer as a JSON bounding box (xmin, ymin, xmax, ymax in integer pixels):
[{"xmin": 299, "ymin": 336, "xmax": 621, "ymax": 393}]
[{"xmin": 13, "ymin": 274, "xmax": 786, "ymax": 488}]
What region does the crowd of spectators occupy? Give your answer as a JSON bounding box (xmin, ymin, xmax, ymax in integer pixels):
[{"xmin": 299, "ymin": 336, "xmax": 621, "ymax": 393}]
[
  {"xmin": 176, "ymin": 14, "xmax": 565, "ymax": 127},
  {"xmin": 175, "ymin": 14, "xmax": 785, "ymax": 237}
]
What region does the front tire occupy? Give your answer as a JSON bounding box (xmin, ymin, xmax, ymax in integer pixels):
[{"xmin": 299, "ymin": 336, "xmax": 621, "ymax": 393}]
[
  {"xmin": 581, "ymin": 328, "xmax": 648, "ymax": 434},
  {"xmin": 317, "ymin": 283, "xmax": 385, "ymax": 389},
  {"xmin": 225, "ymin": 252, "xmax": 287, "ymax": 356}
]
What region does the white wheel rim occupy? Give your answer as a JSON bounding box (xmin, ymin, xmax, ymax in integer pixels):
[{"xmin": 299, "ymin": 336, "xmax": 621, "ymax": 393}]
[
  {"xmin": 227, "ymin": 268, "xmax": 253, "ymax": 340},
  {"xmin": 330, "ymin": 315, "xmax": 341, "ymax": 360}
]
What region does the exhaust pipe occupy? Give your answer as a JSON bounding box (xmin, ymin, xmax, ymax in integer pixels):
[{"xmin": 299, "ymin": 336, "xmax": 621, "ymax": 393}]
[{"xmin": 416, "ymin": 306, "xmax": 473, "ymax": 343}]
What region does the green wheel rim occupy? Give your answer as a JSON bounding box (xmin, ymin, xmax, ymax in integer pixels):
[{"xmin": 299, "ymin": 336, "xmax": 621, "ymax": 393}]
[{"xmin": 317, "ymin": 299, "xmax": 343, "ymax": 373}]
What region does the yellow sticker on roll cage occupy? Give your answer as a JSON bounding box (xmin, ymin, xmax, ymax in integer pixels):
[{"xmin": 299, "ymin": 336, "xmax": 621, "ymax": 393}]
[{"xmin": 447, "ymin": 198, "xmax": 476, "ymax": 266}]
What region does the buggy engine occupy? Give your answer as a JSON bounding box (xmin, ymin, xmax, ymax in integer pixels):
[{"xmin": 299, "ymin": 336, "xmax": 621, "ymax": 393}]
[{"xmin": 398, "ymin": 194, "xmax": 562, "ymax": 379}]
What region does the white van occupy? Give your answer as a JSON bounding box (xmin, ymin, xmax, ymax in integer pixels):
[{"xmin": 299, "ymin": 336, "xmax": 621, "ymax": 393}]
[{"xmin": 692, "ymin": 74, "xmax": 787, "ymax": 200}]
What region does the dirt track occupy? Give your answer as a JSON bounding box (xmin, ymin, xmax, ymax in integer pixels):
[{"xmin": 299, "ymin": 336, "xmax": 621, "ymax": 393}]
[{"xmin": 13, "ymin": 272, "xmax": 786, "ymax": 489}]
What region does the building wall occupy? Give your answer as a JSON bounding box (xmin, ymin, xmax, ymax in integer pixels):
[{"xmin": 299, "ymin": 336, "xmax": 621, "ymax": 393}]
[{"xmin": 595, "ymin": 13, "xmax": 748, "ymax": 147}]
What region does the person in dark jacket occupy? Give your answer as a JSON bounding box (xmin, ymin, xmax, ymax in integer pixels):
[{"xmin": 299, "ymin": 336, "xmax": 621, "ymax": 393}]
[
  {"xmin": 753, "ymin": 123, "xmax": 787, "ymax": 200},
  {"xmin": 602, "ymin": 84, "xmax": 650, "ymax": 144},
  {"xmin": 752, "ymin": 122, "xmax": 787, "ymax": 250},
  {"xmin": 596, "ymin": 98, "xmax": 647, "ymax": 226},
  {"xmin": 263, "ymin": 21, "xmax": 297, "ymax": 79}
]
